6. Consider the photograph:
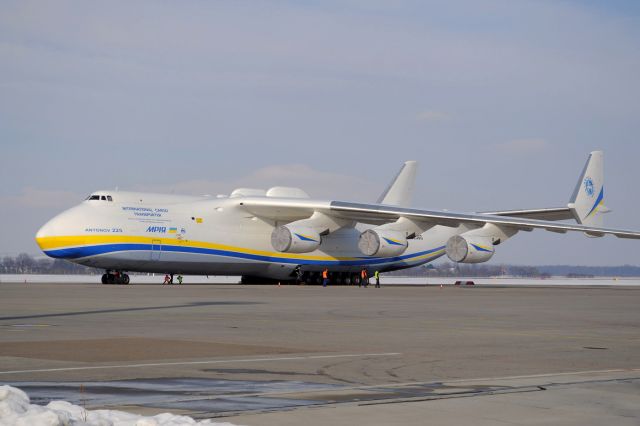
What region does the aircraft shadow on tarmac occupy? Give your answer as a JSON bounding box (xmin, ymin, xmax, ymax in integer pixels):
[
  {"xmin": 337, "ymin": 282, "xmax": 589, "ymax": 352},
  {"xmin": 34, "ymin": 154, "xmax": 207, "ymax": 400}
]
[{"xmin": 0, "ymin": 301, "xmax": 263, "ymax": 322}]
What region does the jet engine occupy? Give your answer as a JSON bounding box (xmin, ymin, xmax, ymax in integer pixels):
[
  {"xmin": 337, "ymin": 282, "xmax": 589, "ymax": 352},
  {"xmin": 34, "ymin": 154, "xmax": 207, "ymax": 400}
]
[
  {"xmin": 358, "ymin": 229, "xmax": 408, "ymax": 257},
  {"xmin": 445, "ymin": 235, "xmax": 495, "ymax": 263},
  {"xmin": 271, "ymin": 225, "xmax": 321, "ymax": 253}
]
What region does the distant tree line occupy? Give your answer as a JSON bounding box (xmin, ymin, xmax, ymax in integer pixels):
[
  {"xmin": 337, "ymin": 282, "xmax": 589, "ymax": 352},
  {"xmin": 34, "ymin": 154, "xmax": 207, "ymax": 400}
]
[
  {"xmin": 386, "ymin": 262, "xmax": 546, "ymax": 278},
  {"xmin": 387, "ymin": 262, "xmax": 640, "ymax": 278},
  {"xmin": 1, "ymin": 253, "xmax": 100, "ymax": 275},
  {"xmin": 537, "ymin": 264, "xmax": 640, "ymax": 278}
]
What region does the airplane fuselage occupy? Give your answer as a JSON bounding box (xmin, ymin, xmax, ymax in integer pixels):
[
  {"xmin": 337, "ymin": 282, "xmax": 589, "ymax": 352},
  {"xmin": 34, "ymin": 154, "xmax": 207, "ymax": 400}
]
[{"xmin": 36, "ymin": 191, "xmax": 457, "ymax": 280}]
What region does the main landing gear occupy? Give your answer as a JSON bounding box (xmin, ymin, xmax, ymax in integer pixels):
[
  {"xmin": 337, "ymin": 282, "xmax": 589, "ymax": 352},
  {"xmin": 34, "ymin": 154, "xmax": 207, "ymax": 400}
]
[
  {"xmin": 101, "ymin": 271, "xmax": 130, "ymax": 285},
  {"xmin": 297, "ymin": 271, "xmax": 362, "ymax": 286}
]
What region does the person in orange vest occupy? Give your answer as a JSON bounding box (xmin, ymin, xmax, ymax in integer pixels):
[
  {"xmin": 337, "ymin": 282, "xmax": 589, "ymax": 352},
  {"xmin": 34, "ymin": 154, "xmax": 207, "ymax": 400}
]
[
  {"xmin": 360, "ymin": 268, "xmax": 368, "ymax": 288},
  {"xmin": 322, "ymin": 268, "xmax": 329, "ymax": 287}
]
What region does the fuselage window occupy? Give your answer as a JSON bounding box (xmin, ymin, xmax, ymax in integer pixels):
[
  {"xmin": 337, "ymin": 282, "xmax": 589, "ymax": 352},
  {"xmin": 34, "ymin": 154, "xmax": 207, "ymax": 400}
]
[
  {"xmin": 87, "ymin": 195, "xmax": 100, "ymax": 200},
  {"xmin": 101, "ymin": 196, "xmax": 107, "ymax": 201},
  {"xmin": 107, "ymin": 195, "xmax": 113, "ymax": 202}
]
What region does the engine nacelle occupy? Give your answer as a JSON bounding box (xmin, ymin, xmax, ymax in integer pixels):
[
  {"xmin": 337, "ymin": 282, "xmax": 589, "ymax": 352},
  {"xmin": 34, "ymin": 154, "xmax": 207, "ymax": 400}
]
[
  {"xmin": 271, "ymin": 225, "xmax": 321, "ymax": 253},
  {"xmin": 445, "ymin": 235, "xmax": 495, "ymax": 263},
  {"xmin": 358, "ymin": 229, "xmax": 408, "ymax": 257}
]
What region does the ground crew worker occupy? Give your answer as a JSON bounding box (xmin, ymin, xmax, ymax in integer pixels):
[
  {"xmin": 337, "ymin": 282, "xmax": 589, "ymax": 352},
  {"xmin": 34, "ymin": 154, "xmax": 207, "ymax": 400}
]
[
  {"xmin": 322, "ymin": 268, "xmax": 329, "ymax": 287},
  {"xmin": 294, "ymin": 266, "xmax": 302, "ymax": 284},
  {"xmin": 177, "ymin": 275, "xmax": 183, "ymax": 285},
  {"xmin": 375, "ymin": 270, "xmax": 380, "ymax": 288},
  {"xmin": 170, "ymin": 273, "xmax": 174, "ymax": 284},
  {"xmin": 163, "ymin": 274, "xmax": 170, "ymax": 285},
  {"xmin": 361, "ymin": 268, "xmax": 368, "ymax": 288}
]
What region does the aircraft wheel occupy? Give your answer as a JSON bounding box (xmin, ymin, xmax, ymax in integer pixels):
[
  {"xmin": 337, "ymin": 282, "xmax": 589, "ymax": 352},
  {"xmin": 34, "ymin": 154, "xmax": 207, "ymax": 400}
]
[
  {"xmin": 122, "ymin": 274, "xmax": 130, "ymax": 285},
  {"xmin": 344, "ymin": 275, "xmax": 351, "ymax": 285},
  {"xmin": 101, "ymin": 274, "xmax": 108, "ymax": 284}
]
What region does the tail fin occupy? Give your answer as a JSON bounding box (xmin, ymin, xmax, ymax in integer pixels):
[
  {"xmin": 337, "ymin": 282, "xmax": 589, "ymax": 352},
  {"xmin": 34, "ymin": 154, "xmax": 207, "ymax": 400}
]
[
  {"xmin": 568, "ymin": 151, "xmax": 610, "ymax": 227},
  {"xmin": 377, "ymin": 161, "xmax": 418, "ymax": 207}
]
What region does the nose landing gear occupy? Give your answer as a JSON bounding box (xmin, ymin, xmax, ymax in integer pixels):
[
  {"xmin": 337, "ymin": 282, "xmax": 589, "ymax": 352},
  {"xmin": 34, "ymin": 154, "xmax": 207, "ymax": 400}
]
[{"xmin": 101, "ymin": 271, "xmax": 130, "ymax": 285}]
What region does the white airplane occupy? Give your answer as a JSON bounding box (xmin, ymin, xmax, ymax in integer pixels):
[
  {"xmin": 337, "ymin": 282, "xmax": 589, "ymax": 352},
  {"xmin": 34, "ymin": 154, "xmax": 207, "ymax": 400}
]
[{"xmin": 36, "ymin": 151, "xmax": 640, "ymax": 284}]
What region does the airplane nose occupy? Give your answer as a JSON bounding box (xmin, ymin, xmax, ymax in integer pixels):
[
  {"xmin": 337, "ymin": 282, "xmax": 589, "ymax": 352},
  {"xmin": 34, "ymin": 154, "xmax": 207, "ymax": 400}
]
[
  {"xmin": 36, "ymin": 220, "xmax": 53, "ymax": 242},
  {"xmin": 35, "ymin": 205, "xmax": 85, "ymax": 257},
  {"xmin": 35, "ymin": 217, "xmax": 61, "ymax": 253}
]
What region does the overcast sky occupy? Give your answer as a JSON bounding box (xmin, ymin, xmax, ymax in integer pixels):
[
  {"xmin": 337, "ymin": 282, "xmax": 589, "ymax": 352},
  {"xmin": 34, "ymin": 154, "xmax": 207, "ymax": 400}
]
[{"xmin": 1, "ymin": 0, "xmax": 639, "ymax": 265}]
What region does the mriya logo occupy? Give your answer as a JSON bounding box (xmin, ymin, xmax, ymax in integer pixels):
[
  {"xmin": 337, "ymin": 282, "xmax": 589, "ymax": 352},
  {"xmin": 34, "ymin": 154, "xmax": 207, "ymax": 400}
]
[
  {"xmin": 583, "ymin": 177, "xmax": 594, "ymax": 197},
  {"xmin": 146, "ymin": 226, "xmax": 166, "ymax": 233}
]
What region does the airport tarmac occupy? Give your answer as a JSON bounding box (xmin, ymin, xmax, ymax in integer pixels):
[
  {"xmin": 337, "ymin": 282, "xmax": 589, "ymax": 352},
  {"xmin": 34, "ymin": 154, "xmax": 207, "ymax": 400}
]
[{"xmin": 0, "ymin": 281, "xmax": 638, "ymax": 425}]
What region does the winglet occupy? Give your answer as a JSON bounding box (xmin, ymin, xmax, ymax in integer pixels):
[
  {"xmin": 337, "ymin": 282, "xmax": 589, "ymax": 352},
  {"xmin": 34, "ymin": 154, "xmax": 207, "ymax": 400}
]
[
  {"xmin": 376, "ymin": 161, "xmax": 418, "ymax": 207},
  {"xmin": 568, "ymin": 151, "xmax": 610, "ymax": 227}
]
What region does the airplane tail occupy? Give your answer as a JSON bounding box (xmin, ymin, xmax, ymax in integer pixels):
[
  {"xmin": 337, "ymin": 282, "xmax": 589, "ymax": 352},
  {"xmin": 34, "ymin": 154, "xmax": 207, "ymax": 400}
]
[
  {"xmin": 568, "ymin": 151, "xmax": 610, "ymax": 227},
  {"xmin": 377, "ymin": 161, "xmax": 418, "ymax": 207}
]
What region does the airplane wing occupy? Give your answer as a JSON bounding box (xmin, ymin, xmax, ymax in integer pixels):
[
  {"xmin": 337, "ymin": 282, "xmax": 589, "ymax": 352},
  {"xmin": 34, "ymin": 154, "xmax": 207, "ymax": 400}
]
[
  {"xmin": 239, "ymin": 198, "xmax": 640, "ymax": 239},
  {"xmin": 480, "ymin": 207, "xmax": 574, "ymax": 221}
]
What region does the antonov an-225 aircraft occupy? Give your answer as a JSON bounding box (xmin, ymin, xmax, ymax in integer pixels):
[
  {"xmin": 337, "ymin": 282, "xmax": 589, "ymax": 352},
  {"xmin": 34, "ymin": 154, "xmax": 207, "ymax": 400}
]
[{"xmin": 36, "ymin": 151, "xmax": 640, "ymax": 284}]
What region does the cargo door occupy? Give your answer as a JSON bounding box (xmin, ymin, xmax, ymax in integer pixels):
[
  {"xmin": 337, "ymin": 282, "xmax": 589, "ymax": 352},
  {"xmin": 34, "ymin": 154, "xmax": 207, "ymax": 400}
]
[{"xmin": 151, "ymin": 239, "xmax": 162, "ymax": 261}]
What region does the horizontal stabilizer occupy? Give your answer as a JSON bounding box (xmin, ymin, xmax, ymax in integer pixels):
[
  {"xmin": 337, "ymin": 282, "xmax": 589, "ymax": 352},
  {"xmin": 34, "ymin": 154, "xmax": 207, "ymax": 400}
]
[{"xmin": 482, "ymin": 151, "xmax": 610, "ymax": 225}]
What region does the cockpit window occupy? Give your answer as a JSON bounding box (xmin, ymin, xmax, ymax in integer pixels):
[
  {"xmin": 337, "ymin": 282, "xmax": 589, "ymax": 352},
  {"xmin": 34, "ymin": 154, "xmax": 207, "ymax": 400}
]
[{"xmin": 86, "ymin": 194, "xmax": 113, "ymax": 201}]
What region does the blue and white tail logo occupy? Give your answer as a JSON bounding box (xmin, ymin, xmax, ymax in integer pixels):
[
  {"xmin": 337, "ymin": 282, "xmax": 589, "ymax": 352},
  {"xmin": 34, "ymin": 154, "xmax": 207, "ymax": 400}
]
[{"xmin": 584, "ymin": 177, "xmax": 594, "ymax": 197}]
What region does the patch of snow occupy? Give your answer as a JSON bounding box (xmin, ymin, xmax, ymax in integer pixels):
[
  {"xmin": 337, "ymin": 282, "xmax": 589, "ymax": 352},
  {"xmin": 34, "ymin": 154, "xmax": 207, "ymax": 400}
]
[{"xmin": 0, "ymin": 385, "xmax": 241, "ymax": 426}]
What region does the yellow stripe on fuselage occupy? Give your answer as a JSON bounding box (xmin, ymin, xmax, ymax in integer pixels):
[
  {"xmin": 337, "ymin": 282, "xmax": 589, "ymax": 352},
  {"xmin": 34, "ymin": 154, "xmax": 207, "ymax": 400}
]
[
  {"xmin": 35, "ymin": 235, "xmax": 444, "ymax": 263},
  {"xmin": 35, "ymin": 235, "xmax": 363, "ymax": 261}
]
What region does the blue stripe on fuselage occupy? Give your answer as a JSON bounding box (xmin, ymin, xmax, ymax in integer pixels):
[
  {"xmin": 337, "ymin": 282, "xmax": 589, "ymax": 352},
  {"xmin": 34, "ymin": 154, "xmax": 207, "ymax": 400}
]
[{"xmin": 44, "ymin": 243, "xmax": 446, "ymax": 266}]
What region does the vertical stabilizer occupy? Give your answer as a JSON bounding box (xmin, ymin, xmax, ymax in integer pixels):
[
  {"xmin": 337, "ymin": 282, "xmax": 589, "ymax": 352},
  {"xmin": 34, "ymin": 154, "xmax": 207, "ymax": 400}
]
[
  {"xmin": 568, "ymin": 151, "xmax": 609, "ymax": 227},
  {"xmin": 377, "ymin": 161, "xmax": 418, "ymax": 207}
]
